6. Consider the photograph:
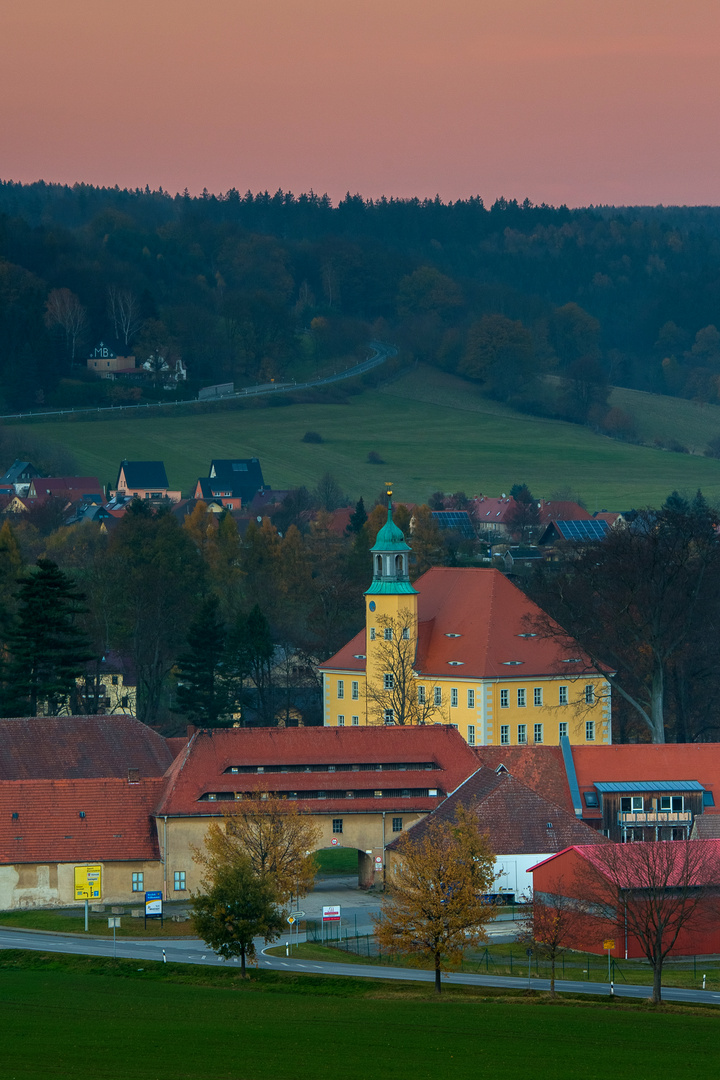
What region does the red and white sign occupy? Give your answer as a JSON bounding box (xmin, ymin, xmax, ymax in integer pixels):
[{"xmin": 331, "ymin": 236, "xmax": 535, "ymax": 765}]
[
  {"xmin": 374, "ymin": 856, "xmax": 383, "ymax": 871},
  {"xmin": 331, "ymin": 837, "xmax": 339, "ymax": 847},
  {"xmin": 322, "ymin": 905, "xmax": 341, "ymax": 923}
]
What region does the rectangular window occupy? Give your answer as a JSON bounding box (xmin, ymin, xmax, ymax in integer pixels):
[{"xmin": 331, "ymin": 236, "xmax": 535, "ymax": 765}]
[
  {"xmin": 517, "ymin": 688, "xmax": 526, "ymax": 708},
  {"xmin": 402, "ymin": 627, "xmax": 410, "ymax": 639},
  {"xmin": 559, "ymin": 685, "xmax": 568, "ymax": 706},
  {"xmin": 500, "ymin": 689, "xmax": 509, "ymax": 708},
  {"xmin": 517, "ymin": 724, "xmax": 527, "ymax": 744},
  {"xmin": 467, "ymin": 689, "xmax": 475, "ymax": 709},
  {"xmin": 661, "ymin": 795, "xmax": 685, "ymax": 813},
  {"xmin": 534, "ymin": 723, "xmax": 543, "ymax": 744},
  {"xmin": 131, "ymin": 872, "xmax": 144, "ymax": 892},
  {"xmin": 337, "ymin": 680, "xmax": 344, "ymax": 699},
  {"xmin": 351, "ymin": 681, "xmax": 359, "ymax": 700},
  {"xmin": 434, "ymin": 687, "xmax": 442, "ymax": 706},
  {"xmin": 384, "ymin": 628, "xmax": 393, "ymax": 641},
  {"xmin": 559, "ymin": 721, "xmax": 568, "ymax": 739},
  {"xmin": 332, "ymin": 818, "xmax": 343, "ymax": 834},
  {"xmin": 534, "ymin": 687, "xmax": 543, "ymax": 707},
  {"xmin": 585, "ymin": 684, "xmax": 595, "ymax": 705},
  {"xmin": 451, "ymin": 688, "xmax": 458, "ymax": 708},
  {"xmin": 174, "ymin": 871, "xmax": 186, "ymax": 891},
  {"xmin": 500, "ymin": 724, "xmax": 510, "ymax": 745},
  {"xmin": 467, "ymin": 724, "xmax": 475, "ymax": 746},
  {"xmin": 370, "ymin": 627, "xmax": 376, "ymax": 640},
  {"xmin": 392, "ymin": 817, "xmax": 403, "ymax": 832},
  {"xmin": 384, "ymin": 673, "xmax": 394, "ymax": 690},
  {"xmin": 352, "ymin": 715, "xmax": 359, "ymax": 726},
  {"xmin": 418, "ymin": 685, "xmax": 426, "ymax": 705},
  {"xmin": 586, "ymin": 720, "xmax": 595, "ymax": 741},
  {"xmin": 384, "ymin": 709, "xmax": 394, "ymax": 725},
  {"xmin": 338, "ymin": 715, "xmax": 345, "ymax": 726},
  {"xmin": 621, "ymin": 796, "xmax": 645, "ymax": 813}
]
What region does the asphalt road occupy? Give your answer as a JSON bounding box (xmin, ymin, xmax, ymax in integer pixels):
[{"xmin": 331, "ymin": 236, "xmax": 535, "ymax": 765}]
[{"xmin": 2, "ymin": 923, "xmax": 719, "ymax": 1007}]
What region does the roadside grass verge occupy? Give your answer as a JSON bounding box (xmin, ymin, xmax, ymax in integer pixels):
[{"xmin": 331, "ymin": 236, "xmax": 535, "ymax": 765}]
[
  {"xmin": 0, "ymin": 951, "xmax": 718, "ymax": 1080},
  {"xmin": 0, "ymin": 909, "xmax": 195, "ymax": 938}
]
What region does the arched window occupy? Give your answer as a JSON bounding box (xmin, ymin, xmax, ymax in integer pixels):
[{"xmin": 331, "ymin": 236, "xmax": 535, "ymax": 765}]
[
  {"xmin": 395, "ymin": 553, "xmax": 403, "ymax": 575},
  {"xmin": 375, "ymin": 554, "xmax": 382, "ymax": 576}
]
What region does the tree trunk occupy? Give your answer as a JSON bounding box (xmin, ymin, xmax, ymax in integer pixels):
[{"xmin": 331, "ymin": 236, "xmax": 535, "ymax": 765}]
[
  {"xmin": 650, "ymin": 664, "xmax": 665, "ymax": 744},
  {"xmin": 651, "ymin": 960, "xmax": 662, "ymax": 1004},
  {"xmin": 550, "ymin": 955, "xmax": 556, "ymax": 997},
  {"xmin": 434, "ymin": 953, "xmax": 442, "ymax": 994},
  {"xmin": 241, "ymin": 946, "xmax": 246, "ymax": 979}
]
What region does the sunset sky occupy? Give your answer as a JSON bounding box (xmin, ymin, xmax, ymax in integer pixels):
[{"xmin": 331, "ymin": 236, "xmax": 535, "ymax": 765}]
[{"xmin": 2, "ymin": 0, "xmax": 720, "ymax": 206}]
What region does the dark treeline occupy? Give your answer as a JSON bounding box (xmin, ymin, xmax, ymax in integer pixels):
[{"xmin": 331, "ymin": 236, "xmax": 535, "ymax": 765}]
[{"xmin": 3, "ymin": 182, "xmax": 720, "ymax": 436}]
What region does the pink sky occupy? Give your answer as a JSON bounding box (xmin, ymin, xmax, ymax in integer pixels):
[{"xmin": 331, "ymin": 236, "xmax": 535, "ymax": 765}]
[{"xmin": 2, "ymin": 0, "xmax": 720, "ymax": 206}]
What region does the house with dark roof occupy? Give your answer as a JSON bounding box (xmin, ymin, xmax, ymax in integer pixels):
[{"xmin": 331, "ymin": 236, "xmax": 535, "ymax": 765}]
[
  {"xmin": 320, "ymin": 496, "xmax": 613, "ymax": 748},
  {"xmin": 538, "ymin": 519, "xmax": 611, "ymax": 546},
  {"xmin": 386, "ymin": 764, "xmax": 606, "ymax": 898},
  {"xmin": 0, "ymin": 460, "xmax": 43, "ymax": 496},
  {"xmin": 193, "ymin": 458, "xmax": 265, "ymax": 510},
  {"xmin": 28, "ymin": 477, "xmax": 103, "ymax": 504},
  {"xmin": 112, "ymin": 461, "xmax": 181, "ymax": 503}
]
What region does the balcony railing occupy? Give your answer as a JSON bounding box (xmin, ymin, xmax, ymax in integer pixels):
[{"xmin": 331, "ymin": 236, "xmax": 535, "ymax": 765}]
[{"xmin": 617, "ymin": 811, "xmax": 692, "ymax": 825}]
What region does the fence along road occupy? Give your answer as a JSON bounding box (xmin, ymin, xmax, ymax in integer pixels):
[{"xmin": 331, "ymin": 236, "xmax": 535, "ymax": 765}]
[
  {"xmin": 1, "ymin": 925, "xmax": 719, "ymax": 1007},
  {"xmin": 0, "ymin": 340, "xmax": 397, "ymax": 422}
]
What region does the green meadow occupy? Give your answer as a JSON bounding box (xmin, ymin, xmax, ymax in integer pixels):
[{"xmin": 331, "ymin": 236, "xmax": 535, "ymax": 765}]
[
  {"xmin": 6, "ymin": 367, "xmax": 720, "ymax": 507},
  {"xmin": 0, "ymin": 952, "xmax": 718, "ymax": 1080}
]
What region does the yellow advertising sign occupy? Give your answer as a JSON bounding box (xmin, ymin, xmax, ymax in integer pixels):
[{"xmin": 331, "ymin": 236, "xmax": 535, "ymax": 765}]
[
  {"xmin": 603, "ymin": 939, "xmax": 615, "ymax": 951},
  {"xmin": 74, "ymin": 865, "xmax": 102, "ymax": 901}
]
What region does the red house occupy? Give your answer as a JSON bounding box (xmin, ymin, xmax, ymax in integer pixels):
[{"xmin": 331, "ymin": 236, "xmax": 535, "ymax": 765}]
[{"xmin": 531, "ymin": 840, "xmax": 720, "ymax": 958}]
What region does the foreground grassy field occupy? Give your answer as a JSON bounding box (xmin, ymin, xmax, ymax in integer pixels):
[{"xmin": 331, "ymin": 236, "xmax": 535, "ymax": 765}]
[
  {"xmin": 0, "ymin": 952, "xmax": 717, "ymax": 1080},
  {"xmin": 8, "ymin": 367, "xmax": 720, "ymax": 507},
  {"xmin": 0, "ymin": 908, "xmax": 195, "ymax": 938}
]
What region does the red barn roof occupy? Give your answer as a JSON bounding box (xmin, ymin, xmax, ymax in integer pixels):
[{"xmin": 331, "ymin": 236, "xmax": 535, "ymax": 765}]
[
  {"xmin": 321, "ymin": 567, "xmax": 603, "ymax": 680},
  {"xmin": 0, "ymin": 778, "xmax": 163, "ymax": 863},
  {"xmin": 156, "ymin": 725, "xmax": 480, "ymax": 817},
  {"xmin": 532, "ymin": 839, "xmax": 720, "ymax": 888},
  {"xmin": 474, "ymin": 746, "xmax": 573, "ymax": 813},
  {"xmin": 0, "ymin": 716, "xmax": 174, "ymax": 781}
]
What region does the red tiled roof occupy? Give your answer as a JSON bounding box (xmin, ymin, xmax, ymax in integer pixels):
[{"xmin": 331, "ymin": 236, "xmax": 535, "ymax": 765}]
[
  {"xmin": 693, "ymin": 817, "xmax": 720, "ymax": 839},
  {"xmin": 0, "ymin": 716, "xmax": 175, "ymax": 781},
  {"xmin": 156, "ymin": 725, "xmax": 480, "ymax": 817},
  {"xmin": 166, "ymin": 737, "xmax": 190, "ymax": 758},
  {"xmin": 539, "ymin": 500, "xmax": 591, "ymax": 523},
  {"xmin": 572, "ymin": 743, "xmax": 720, "ymax": 819},
  {"xmin": 474, "ymin": 746, "xmax": 573, "ymax": 813},
  {"xmin": 321, "ymin": 567, "xmax": 602, "ymax": 680},
  {"xmin": 471, "ymin": 496, "xmax": 516, "ymax": 524},
  {"xmin": 533, "ymin": 839, "xmax": 720, "ymax": 887},
  {"xmin": 30, "ymin": 477, "xmax": 102, "ymax": 499},
  {"xmin": 387, "ymin": 767, "xmax": 604, "ymax": 856},
  {"xmin": 0, "ymin": 778, "xmax": 163, "ymax": 863}
]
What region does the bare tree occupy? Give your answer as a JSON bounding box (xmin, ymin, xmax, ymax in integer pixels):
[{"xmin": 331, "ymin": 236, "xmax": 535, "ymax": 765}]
[
  {"xmin": 44, "ymin": 288, "xmax": 88, "ymax": 363},
  {"xmin": 107, "ymin": 286, "xmax": 142, "ymax": 347},
  {"xmin": 577, "ymin": 839, "xmax": 720, "ymax": 1003},
  {"xmin": 518, "ymin": 883, "xmax": 590, "ymax": 997},
  {"xmin": 365, "ymin": 609, "xmax": 443, "ymax": 726}
]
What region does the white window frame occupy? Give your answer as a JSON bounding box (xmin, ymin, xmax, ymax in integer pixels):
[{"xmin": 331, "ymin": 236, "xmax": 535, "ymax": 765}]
[
  {"xmin": 559, "ymin": 685, "xmax": 568, "ymax": 706},
  {"xmin": 351, "ymin": 715, "xmax": 359, "ymax": 726},
  {"xmin": 451, "ymin": 688, "xmax": 458, "ymax": 708},
  {"xmin": 585, "ymin": 684, "xmax": 595, "ymax": 705},
  {"xmin": 338, "ymin": 715, "xmax": 345, "ymax": 726},
  {"xmin": 383, "ymin": 673, "xmax": 394, "ymax": 690},
  {"xmin": 467, "ymin": 724, "xmax": 475, "ymax": 746},
  {"xmin": 517, "ymin": 688, "xmax": 526, "ymax": 708},
  {"xmin": 585, "ymin": 720, "xmax": 595, "ymax": 741},
  {"xmin": 534, "ymin": 687, "xmax": 543, "ymax": 707},
  {"xmin": 369, "ymin": 627, "xmax": 376, "ymax": 640},
  {"xmin": 418, "ymin": 685, "xmax": 426, "ymax": 704},
  {"xmin": 337, "ymin": 680, "xmax": 344, "ymax": 699},
  {"xmin": 500, "ymin": 689, "xmax": 509, "ymax": 708},
  {"xmin": 174, "ymin": 871, "xmax": 186, "ymax": 891},
  {"xmin": 384, "ymin": 708, "xmax": 394, "ymax": 725},
  {"xmin": 332, "ymin": 818, "xmax": 343, "ymax": 834},
  {"xmin": 384, "ymin": 628, "xmax": 393, "ymax": 641},
  {"xmin": 392, "ymin": 817, "xmax": 403, "ymax": 832},
  {"xmin": 402, "ymin": 627, "xmax": 410, "ymax": 640},
  {"xmin": 517, "ymin": 724, "xmax": 527, "ymax": 745},
  {"xmin": 351, "ymin": 681, "xmax": 359, "ymax": 700},
  {"xmin": 131, "ymin": 872, "xmax": 144, "ymax": 892},
  {"xmin": 559, "ymin": 721, "xmax": 568, "ymax": 739},
  {"xmin": 434, "ymin": 686, "xmax": 442, "ymax": 706},
  {"xmin": 467, "ymin": 688, "xmax": 475, "ymax": 709},
  {"xmin": 500, "ymin": 725, "xmax": 510, "ymax": 745},
  {"xmin": 534, "ymin": 723, "xmax": 543, "ymax": 744},
  {"xmin": 660, "ymin": 795, "xmax": 685, "ymax": 812}
]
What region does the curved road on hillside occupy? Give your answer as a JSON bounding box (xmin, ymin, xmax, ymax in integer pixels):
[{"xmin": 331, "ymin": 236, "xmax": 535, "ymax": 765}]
[
  {"xmin": 0, "ymin": 341, "xmax": 397, "ymax": 421},
  {"xmin": 1, "ymin": 925, "xmax": 718, "ymax": 1007}
]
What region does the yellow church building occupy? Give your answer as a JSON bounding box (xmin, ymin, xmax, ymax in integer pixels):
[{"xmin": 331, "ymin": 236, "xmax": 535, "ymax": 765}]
[{"xmin": 319, "ymin": 493, "xmax": 612, "ymax": 747}]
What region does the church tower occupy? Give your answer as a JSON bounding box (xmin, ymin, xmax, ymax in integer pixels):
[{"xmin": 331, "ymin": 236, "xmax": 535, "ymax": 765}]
[{"xmin": 365, "ymin": 489, "xmax": 418, "ymax": 697}]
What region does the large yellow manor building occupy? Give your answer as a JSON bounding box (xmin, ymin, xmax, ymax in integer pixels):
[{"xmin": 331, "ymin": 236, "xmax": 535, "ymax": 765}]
[{"xmin": 319, "ymin": 495, "xmax": 612, "ymax": 747}]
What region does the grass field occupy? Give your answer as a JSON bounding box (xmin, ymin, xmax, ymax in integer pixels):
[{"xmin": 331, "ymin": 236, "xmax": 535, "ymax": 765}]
[
  {"xmin": 0, "ymin": 951, "xmax": 718, "ymax": 1080},
  {"xmin": 0, "ymin": 908, "xmax": 195, "ymax": 938},
  {"xmin": 7, "ymin": 367, "xmax": 720, "ymax": 508},
  {"xmin": 314, "ymin": 848, "xmax": 360, "ymax": 875}
]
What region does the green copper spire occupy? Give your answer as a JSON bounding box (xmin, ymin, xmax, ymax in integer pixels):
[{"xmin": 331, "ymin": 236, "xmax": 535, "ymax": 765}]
[
  {"xmin": 366, "ymin": 486, "xmax": 417, "ymax": 595},
  {"xmin": 371, "ymin": 486, "xmax": 411, "ymax": 553}
]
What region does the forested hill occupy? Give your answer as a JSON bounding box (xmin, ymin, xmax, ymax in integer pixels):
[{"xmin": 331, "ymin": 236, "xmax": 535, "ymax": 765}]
[{"xmin": 2, "ymin": 180, "xmax": 720, "ymax": 431}]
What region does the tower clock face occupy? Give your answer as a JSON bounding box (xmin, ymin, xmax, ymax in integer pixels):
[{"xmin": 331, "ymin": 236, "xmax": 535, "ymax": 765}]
[{"xmin": 369, "ymin": 601, "xmax": 376, "ymax": 611}]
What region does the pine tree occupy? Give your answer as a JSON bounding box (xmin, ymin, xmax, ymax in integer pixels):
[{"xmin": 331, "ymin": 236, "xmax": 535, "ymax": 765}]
[
  {"xmin": 5, "ymin": 559, "xmax": 94, "ymax": 716},
  {"xmin": 174, "ymin": 598, "xmax": 234, "ymax": 727},
  {"xmin": 347, "ymin": 497, "xmax": 368, "ymax": 534}
]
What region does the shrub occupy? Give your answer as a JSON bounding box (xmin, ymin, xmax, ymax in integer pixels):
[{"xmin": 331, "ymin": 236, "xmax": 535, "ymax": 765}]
[{"xmin": 302, "ymin": 431, "xmax": 323, "ymax": 443}]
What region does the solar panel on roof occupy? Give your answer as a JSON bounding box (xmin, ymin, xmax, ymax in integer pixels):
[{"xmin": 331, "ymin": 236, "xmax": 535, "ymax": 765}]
[
  {"xmin": 556, "ymin": 520, "xmax": 609, "ymax": 541},
  {"xmin": 432, "ymin": 511, "xmax": 474, "ymax": 537}
]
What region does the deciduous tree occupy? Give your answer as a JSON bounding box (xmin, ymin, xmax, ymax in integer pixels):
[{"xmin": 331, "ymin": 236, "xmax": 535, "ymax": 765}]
[
  {"xmin": 374, "ymin": 808, "xmax": 497, "ymax": 993},
  {"xmin": 365, "ymin": 610, "xmax": 443, "ymax": 726},
  {"xmin": 518, "ymin": 883, "xmax": 590, "ymax": 997}
]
